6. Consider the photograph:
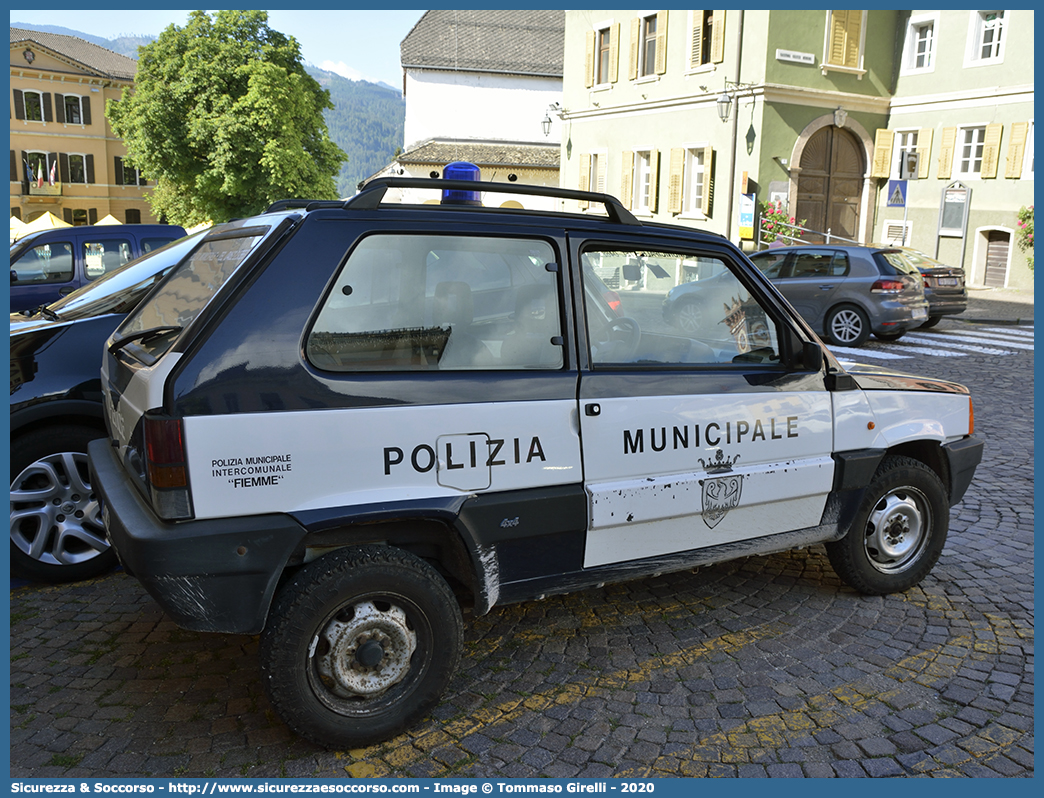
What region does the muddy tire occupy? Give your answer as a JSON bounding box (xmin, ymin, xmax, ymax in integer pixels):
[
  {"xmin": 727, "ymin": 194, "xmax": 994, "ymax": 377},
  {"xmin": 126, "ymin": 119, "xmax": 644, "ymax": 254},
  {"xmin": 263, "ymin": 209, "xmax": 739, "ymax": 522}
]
[{"xmin": 259, "ymin": 545, "xmax": 463, "ymax": 748}]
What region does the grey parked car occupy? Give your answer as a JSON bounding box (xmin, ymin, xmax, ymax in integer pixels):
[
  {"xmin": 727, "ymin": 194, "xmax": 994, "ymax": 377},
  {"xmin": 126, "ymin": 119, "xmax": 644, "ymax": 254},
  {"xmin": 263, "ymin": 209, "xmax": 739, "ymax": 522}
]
[
  {"xmin": 739, "ymin": 246, "xmax": 929, "ymax": 346},
  {"xmin": 888, "ymin": 247, "xmax": 968, "ymax": 328}
]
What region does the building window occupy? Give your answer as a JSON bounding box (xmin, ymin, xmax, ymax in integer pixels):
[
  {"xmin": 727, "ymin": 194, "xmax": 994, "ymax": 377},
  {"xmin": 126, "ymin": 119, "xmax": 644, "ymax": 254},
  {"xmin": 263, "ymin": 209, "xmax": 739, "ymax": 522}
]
[
  {"xmin": 892, "ymin": 130, "xmax": 919, "ymax": 178},
  {"xmin": 126, "ymin": 209, "xmax": 142, "ymax": 224},
  {"xmin": 115, "ymin": 156, "xmax": 144, "ymax": 186},
  {"xmin": 640, "ymin": 15, "xmax": 658, "ymax": 76},
  {"xmin": 596, "ymin": 28, "xmax": 611, "ymax": 84},
  {"xmin": 958, "ymin": 127, "xmax": 986, "ymax": 176},
  {"xmin": 633, "ymin": 151, "xmax": 653, "ymax": 212},
  {"xmin": 967, "ymin": 10, "xmax": 1005, "ymax": 65},
  {"xmin": 683, "ymin": 149, "xmax": 708, "ymax": 216},
  {"xmin": 68, "ymin": 154, "xmax": 87, "ymax": 184},
  {"xmin": 823, "ymin": 10, "xmax": 866, "ymax": 75},
  {"xmin": 25, "ymin": 151, "xmax": 53, "ymax": 184},
  {"xmin": 690, "ymin": 10, "xmax": 723, "ymax": 69},
  {"xmin": 23, "ymin": 90, "xmax": 44, "ymax": 122},
  {"xmin": 590, "ymin": 153, "xmax": 606, "ymax": 193},
  {"xmin": 63, "ymin": 95, "xmax": 83, "ymax": 124},
  {"xmin": 902, "ymin": 16, "xmax": 937, "ymax": 73}
]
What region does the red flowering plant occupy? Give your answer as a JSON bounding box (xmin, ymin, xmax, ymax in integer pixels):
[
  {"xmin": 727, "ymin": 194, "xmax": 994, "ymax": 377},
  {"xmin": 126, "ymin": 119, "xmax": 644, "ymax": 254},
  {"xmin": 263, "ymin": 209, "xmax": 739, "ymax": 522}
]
[
  {"xmin": 759, "ymin": 201, "xmax": 805, "ymax": 244},
  {"xmin": 1016, "ymin": 205, "xmax": 1033, "ymax": 271}
]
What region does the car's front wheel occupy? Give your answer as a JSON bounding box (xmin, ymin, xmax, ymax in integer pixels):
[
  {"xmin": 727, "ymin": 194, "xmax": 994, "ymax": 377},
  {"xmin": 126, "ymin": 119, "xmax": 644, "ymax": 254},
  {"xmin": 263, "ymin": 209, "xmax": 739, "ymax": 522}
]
[
  {"xmin": 825, "ymin": 304, "xmax": 870, "ymax": 347},
  {"xmin": 10, "ymin": 425, "xmax": 118, "ymax": 582},
  {"xmin": 259, "ymin": 545, "xmax": 463, "ymax": 748},
  {"xmin": 825, "ymin": 455, "xmax": 948, "ymax": 595},
  {"xmin": 671, "ymin": 299, "xmax": 705, "ymax": 334}
]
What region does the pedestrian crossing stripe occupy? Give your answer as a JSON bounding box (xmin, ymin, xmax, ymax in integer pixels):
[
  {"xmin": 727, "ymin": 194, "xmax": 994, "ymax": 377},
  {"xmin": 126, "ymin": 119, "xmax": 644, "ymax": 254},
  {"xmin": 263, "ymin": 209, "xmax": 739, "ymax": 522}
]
[
  {"xmin": 983, "ymin": 326, "xmax": 1034, "ymax": 337},
  {"xmin": 906, "ymin": 331, "xmax": 1033, "ymax": 351},
  {"xmin": 829, "ymin": 324, "xmax": 1033, "ymax": 360}
]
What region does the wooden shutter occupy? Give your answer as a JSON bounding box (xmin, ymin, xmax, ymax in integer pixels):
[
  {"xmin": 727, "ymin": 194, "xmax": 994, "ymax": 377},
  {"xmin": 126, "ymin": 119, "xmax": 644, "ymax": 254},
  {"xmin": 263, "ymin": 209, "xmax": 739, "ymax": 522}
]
[
  {"xmin": 701, "ymin": 147, "xmax": 714, "ymax": 216},
  {"xmin": 85, "ymin": 154, "xmax": 95, "ymax": 184},
  {"xmin": 55, "ymin": 94, "xmax": 66, "ymax": 124},
  {"xmin": 828, "ymin": 11, "xmax": 862, "ymax": 68},
  {"xmin": 916, "ymin": 128, "xmax": 933, "ymax": 178},
  {"xmin": 609, "ymin": 23, "xmax": 620, "ymax": 83},
  {"xmin": 14, "ymin": 90, "xmax": 25, "ymax": 120},
  {"xmin": 88, "ymin": 208, "xmax": 98, "ymax": 225},
  {"xmin": 667, "ymin": 148, "xmax": 685, "ymax": 214},
  {"xmin": 59, "ymin": 153, "xmax": 69, "ymax": 183},
  {"xmin": 82, "ymin": 96, "xmax": 92, "ymax": 126},
  {"xmin": 1005, "ymin": 122, "xmax": 1029, "ymax": 179},
  {"xmin": 620, "ymin": 152, "xmax": 634, "ymax": 210},
  {"xmin": 10, "ymin": 150, "xmax": 17, "ymax": 182},
  {"xmin": 578, "ymin": 154, "xmax": 591, "ymax": 209},
  {"xmin": 628, "ymin": 18, "xmax": 640, "ymax": 80},
  {"xmin": 690, "ymin": 11, "xmax": 705, "ymax": 68},
  {"xmin": 21, "ymin": 150, "xmax": 29, "ymax": 184},
  {"xmin": 114, "ymin": 156, "xmax": 125, "ymax": 185},
  {"xmin": 648, "ymin": 150, "xmax": 660, "ymax": 213},
  {"xmin": 711, "ymin": 11, "xmax": 726, "ymax": 64},
  {"xmin": 594, "ymin": 154, "xmax": 607, "ymax": 194},
  {"xmin": 584, "ymin": 29, "xmax": 596, "ymax": 88},
  {"xmin": 980, "ymin": 123, "xmax": 1003, "ymax": 178},
  {"xmin": 937, "ymin": 127, "xmax": 956, "ymax": 179},
  {"xmin": 42, "ymin": 92, "xmax": 53, "ymax": 123},
  {"xmin": 63, "ymin": 208, "xmax": 73, "ymax": 224},
  {"xmin": 871, "ymin": 129, "xmax": 895, "ymax": 178},
  {"xmin": 655, "ymin": 11, "xmax": 669, "ymax": 75}
]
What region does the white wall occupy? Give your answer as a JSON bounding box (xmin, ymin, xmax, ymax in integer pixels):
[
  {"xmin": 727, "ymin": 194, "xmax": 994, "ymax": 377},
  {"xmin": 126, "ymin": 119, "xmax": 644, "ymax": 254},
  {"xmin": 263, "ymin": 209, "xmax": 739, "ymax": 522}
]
[{"xmin": 404, "ymin": 69, "xmax": 562, "ymax": 149}]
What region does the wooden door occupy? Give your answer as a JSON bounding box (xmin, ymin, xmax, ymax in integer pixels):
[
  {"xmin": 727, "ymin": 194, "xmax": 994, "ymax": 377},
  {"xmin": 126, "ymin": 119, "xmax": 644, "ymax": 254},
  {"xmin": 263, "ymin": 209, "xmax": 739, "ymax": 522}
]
[
  {"xmin": 796, "ymin": 127, "xmax": 864, "ymax": 243},
  {"xmin": 984, "ymin": 231, "xmax": 1010, "ymax": 287}
]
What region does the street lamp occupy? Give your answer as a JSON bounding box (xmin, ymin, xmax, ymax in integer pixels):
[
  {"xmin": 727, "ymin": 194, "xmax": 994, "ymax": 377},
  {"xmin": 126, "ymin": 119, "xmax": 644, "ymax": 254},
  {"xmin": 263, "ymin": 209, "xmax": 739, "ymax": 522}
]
[
  {"xmin": 542, "ymin": 102, "xmax": 564, "ymax": 138},
  {"xmin": 716, "ymin": 78, "xmax": 757, "ymax": 123}
]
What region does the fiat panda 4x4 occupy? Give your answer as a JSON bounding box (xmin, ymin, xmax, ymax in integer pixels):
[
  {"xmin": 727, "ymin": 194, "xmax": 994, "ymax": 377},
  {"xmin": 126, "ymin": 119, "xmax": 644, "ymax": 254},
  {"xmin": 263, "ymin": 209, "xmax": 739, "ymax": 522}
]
[{"xmin": 89, "ymin": 173, "xmax": 983, "ymax": 749}]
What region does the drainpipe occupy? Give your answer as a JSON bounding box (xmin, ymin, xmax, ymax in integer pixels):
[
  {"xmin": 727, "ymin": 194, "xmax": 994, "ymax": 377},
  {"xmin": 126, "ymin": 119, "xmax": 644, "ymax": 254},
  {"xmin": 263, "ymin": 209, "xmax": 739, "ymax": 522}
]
[{"xmin": 724, "ymin": 10, "xmax": 744, "ymax": 241}]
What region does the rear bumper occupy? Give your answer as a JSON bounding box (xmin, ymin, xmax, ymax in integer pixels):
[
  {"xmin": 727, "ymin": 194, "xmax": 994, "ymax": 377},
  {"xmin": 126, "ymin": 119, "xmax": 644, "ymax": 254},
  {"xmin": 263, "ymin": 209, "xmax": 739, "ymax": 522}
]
[{"xmin": 88, "ymin": 439, "xmax": 307, "ymax": 634}]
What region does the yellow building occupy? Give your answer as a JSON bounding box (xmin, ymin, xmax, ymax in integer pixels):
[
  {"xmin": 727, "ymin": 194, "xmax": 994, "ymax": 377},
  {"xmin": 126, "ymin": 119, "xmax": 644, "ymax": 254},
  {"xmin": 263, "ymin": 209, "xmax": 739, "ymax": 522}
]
[{"xmin": 10, "ymin": 27, "xmax": 161, "ymax": 226}]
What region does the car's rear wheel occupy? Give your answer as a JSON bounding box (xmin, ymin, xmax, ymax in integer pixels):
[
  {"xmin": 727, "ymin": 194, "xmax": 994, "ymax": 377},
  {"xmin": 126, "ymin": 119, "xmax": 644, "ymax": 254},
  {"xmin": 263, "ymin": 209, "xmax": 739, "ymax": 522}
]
[
  {"xmin": 919, "ymin": 315, "xmax": 942, "ymax": 329},
  {"xmin": 825, "ymin": 455, "xmax": 948, "ymax": 595},
  {"xmin": 10, "ymin": 425, "xmax": 118, "ymax": 582},
  {"xmin": 825, "ymin": 304, "xmax": 870, "ymax": 347},
  {"xmin": 259, "ymin": 545, "xmax": 463, "ymax": 749}
]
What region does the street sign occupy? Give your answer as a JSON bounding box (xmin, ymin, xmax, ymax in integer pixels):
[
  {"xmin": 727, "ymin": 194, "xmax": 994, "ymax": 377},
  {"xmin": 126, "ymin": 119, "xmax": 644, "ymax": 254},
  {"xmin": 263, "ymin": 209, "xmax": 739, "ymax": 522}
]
[
  {"xmin": 739, "ymin": 193, "xmax": 755, "ymax": 240},
  {"xmin": 900, "ymin": 151, "xmax": 920, "ymax": 180},
  {"xmin": 887, "ymin": 180, "xmax": 907, "ymax": 208}
]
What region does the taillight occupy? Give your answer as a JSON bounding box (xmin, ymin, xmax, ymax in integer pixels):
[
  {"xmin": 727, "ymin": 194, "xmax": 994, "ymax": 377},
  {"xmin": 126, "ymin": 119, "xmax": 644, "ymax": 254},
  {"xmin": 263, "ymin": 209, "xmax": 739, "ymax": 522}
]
[
  {"xmin": 605, "ymin": 290, "xmax": 622, "ymax": 316},
  {"xmin": 144, "ymin": 413, "xmax": 194, "ymax": 520},
  {"xmin": 969, "ymin": 398, "xmax": 975, "ymax": 436},
  {"xmin": 870, "ymin": 279, "xmax": 904, "ymax": 293}
]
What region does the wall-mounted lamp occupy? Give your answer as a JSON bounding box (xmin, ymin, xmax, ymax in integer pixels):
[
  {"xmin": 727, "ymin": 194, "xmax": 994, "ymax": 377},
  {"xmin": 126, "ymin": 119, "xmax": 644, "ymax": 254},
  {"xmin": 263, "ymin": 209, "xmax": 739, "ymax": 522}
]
[
  {"xmin": 833, "ymin": 106, "xmax": 848, "ymax": 128},
  {"xmin": 542, "ymin": 102, "xmax": 564, "ymax": 138},
  {"xmin": 717, "ymin": 77, "xmax": 757, "ymax": 123}
]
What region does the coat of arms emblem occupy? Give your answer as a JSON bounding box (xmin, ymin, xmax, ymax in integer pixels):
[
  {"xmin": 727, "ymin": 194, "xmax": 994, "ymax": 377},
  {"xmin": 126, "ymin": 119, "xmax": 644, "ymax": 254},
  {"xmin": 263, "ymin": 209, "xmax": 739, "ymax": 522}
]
[{"xmin": 699, "ymin": 449, "xmax": 743, "ymax": 529}]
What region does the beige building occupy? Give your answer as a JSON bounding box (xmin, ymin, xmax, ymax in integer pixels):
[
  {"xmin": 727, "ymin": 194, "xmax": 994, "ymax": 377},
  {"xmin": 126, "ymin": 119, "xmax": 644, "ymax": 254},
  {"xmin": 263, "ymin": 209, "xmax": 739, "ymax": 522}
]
[{"xmin": 10, "ymin": 27, "xmax": 161, "ymax": 226}]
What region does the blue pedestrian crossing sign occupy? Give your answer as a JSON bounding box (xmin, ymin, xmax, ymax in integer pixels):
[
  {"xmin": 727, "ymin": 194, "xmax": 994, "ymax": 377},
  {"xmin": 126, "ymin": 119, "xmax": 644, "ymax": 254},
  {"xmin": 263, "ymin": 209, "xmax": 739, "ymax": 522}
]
[{"xmin": 887, "ymin": 180, "xmax": 907, "ymax": 208}]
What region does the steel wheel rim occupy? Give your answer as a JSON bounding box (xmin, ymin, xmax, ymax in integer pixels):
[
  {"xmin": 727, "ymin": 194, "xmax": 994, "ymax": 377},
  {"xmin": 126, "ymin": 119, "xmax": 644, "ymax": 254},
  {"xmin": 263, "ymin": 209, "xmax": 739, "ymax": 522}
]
[
  {"xmin": 10, "ymin": 451, "xmax": 108, "ymax": 566},
  {"xmin": 308, "ymin": 594, "xmax": 425, "ymax": 717},
  {"xmin": 830, "ymin": 309, "xmax": 864, "ymax": 344},
  {"xmin": 863, "ymin": 485, "xmax": 932, "ymax": 574}
]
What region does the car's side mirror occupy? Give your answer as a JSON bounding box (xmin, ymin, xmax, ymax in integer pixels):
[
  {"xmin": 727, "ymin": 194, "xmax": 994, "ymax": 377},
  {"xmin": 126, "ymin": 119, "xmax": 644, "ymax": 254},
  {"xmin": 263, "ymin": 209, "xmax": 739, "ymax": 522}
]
[
  {"xmin": 11, "ymin": 269, "xmax": 17, "ymax": 284},
  {"xmin": 802, "ymin": 340, "xmax": 824, "ymax": 372}
]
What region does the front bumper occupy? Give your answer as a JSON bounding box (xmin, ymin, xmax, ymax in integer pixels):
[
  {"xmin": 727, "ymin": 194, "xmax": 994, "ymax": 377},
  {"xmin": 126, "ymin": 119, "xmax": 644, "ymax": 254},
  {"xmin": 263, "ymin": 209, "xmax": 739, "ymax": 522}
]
[{"xmin": 89, "ymin": 439, "xmax": 307, "ymax": 634}]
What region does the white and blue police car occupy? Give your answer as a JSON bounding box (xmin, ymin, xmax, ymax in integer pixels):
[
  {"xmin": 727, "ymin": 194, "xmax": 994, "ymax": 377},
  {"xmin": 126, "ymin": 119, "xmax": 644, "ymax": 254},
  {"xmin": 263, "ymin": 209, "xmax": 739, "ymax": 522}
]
[{"xmin": 89, "ymin": 167, "xmax": 983, "ymax": 749}]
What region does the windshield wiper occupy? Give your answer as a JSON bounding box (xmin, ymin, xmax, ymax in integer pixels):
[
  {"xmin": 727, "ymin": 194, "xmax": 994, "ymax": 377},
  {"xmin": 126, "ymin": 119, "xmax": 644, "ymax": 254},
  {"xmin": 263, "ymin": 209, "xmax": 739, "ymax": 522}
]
[
  {"xmin": 38, "ymin": 306, "xmax": 61, "ymax": 321},
  {"xmin": 108, "ymin": 325, "xmax": 182, "ymax": 354}
]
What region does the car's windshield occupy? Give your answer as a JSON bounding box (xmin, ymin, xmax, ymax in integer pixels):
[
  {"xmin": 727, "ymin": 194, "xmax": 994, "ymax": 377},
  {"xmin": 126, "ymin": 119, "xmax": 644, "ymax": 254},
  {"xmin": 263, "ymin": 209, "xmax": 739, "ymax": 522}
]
[{"xmin": 41, "ymin": 233, "xmax": 204, "ymax": 321}]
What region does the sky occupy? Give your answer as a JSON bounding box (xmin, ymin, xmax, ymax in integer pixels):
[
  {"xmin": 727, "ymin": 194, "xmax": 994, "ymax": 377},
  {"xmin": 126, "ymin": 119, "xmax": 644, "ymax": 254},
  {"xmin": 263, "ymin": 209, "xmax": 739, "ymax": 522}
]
[{"xmin": 9, "ymin": 9, "xmax": 426, "ymax": 87}]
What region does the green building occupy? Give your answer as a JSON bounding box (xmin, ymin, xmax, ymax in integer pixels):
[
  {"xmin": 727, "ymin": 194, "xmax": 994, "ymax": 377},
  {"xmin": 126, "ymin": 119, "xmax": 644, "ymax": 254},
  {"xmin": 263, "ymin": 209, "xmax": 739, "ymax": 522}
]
[{"xmin": 559, "ymin": 10, "xmax": 1033, "ymax": 288}]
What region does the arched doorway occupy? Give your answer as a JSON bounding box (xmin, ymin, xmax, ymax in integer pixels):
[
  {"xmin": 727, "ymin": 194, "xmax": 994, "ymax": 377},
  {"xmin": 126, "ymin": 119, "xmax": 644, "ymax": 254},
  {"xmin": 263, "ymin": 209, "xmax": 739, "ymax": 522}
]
[{"xmin": 795, "ymin": 126, "xmax": 864, "ymax": 243}]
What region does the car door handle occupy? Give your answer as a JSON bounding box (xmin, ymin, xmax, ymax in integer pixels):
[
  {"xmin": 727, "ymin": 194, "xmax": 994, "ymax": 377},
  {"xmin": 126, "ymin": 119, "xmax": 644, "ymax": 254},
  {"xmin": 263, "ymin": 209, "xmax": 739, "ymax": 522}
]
[
  {"xmin": 819, "ymin": 284, "xmax": 835, "ymax": 290},
  {"xmin": 585, "ymin": 403, "xmax": 601, "ymax": 417}
]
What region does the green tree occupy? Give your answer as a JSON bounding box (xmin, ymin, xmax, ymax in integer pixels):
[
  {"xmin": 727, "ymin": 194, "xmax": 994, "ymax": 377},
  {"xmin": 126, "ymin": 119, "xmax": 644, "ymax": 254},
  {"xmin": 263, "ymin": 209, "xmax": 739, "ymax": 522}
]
[{"xmin": 107, "ymin": 10, "xmax": 346, "ymax": 225}]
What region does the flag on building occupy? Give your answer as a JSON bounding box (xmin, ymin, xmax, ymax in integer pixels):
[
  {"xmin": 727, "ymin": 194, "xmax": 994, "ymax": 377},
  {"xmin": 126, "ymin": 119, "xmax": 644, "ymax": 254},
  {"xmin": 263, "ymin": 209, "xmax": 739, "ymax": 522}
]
[
  {"xmin": 24, "ymin": 161, "xmax": 35, "ymax": 185},
  {"xmin": 49, "ymin": 161, "xmax": 56, "ymax": 186}
]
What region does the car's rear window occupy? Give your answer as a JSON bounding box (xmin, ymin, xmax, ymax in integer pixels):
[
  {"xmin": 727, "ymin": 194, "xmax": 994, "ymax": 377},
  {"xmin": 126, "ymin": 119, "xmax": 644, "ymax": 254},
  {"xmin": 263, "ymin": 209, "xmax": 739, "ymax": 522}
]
[
  {"xmin": 117, "ymin": 232, "xmax": 265, "ymax": 359},
  {"xmin": 874, "ymin": 250, "xmax": 920, "ymax": 276}
]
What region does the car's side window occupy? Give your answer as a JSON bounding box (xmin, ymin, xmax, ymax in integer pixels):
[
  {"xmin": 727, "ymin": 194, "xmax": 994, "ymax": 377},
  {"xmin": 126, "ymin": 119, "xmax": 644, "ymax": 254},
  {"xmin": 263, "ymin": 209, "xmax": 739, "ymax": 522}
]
[
  {"xmin": 751, "ymin": 251, "xmax": 789, "ymax": 278},
  {"xmin": 84, "ymin": 238, "xmax": 132, "ymax": 280},
  {"xmin": 308, "ymin": 234, "xmax": 563, "ymax": 372},
  {"xmin": 580, "ymin": 247, "xmax": 781, "ymax": 367},
  {"xmin": 11, "ymin": 241, "xmax": 74, "ymax": 284}
]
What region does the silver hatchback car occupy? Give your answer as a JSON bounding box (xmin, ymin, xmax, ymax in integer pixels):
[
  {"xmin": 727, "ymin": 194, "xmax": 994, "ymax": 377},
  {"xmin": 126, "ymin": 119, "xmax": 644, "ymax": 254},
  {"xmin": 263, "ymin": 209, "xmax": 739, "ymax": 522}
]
[{"xmin": 745, "ymin": 246, "xmax": 929, "ymax": 346}]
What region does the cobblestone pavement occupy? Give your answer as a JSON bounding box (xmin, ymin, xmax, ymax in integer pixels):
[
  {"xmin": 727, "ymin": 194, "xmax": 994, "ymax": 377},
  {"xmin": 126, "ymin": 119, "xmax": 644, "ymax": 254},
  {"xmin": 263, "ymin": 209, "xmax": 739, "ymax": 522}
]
[{"xmin": 10, "ymin": 316, "xmax": 1033, "ymax": 779}]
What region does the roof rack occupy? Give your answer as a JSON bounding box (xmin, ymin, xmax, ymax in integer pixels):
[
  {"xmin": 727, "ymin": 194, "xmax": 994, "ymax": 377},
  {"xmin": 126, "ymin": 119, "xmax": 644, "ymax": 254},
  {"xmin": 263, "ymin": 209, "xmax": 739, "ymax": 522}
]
[
  {"xmin": 345, "ymin": 177, "xmax": 641, "ymax": 227},
  {"xmin": 263, "ymin": 199, "xmax": 347, "ymax": 214}
]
